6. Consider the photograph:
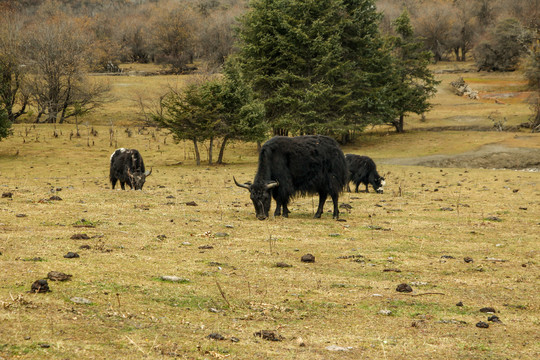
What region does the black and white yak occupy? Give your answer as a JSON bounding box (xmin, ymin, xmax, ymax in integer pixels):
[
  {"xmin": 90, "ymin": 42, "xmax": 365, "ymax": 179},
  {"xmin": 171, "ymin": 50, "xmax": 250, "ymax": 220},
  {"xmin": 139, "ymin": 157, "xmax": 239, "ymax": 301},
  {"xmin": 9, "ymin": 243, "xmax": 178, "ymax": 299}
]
[
  {"xmin": 109, "ymin": 148, "xmax": 151, "ymax": 190},
  {"xmin": 345, "ymin": 154, "xmax": 385, "ymax": 193},
  {"xmin": 234, "ymin": 135, "xmax": 348, "ymax": 220}
]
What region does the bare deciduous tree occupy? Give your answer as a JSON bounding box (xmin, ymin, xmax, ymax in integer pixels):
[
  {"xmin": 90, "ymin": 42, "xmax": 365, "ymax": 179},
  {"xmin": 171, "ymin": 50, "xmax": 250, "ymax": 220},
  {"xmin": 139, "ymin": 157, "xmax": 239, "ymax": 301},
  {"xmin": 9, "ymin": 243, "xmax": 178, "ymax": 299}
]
[
  {"xmin": 447, "ymin": 0, "xmax": 480, "ymax": 61},
  {"xmin": 413, "ymin": 2, "xmax": 455, "ymax": 61},
  {"xmin": 503, "ymin": 0, "xmax": 540, "ymax": 32},
  {"xmin": 151, "ymin": 6, "xmax": 197, "ymax": 73},
  {"xmin": 0, "ymin": 13, "xmax": 28, "ymax": 122},
  {"xmin": 24, "ymin": 14, "xmax": 108, "ymax": 123},
  {"xmin": 197, "ymin": 5, "xmax": 241, "ymax": 70},
  {"xmin": 474, "ymin": 0, "xmax": 500, "ymax": 28}
]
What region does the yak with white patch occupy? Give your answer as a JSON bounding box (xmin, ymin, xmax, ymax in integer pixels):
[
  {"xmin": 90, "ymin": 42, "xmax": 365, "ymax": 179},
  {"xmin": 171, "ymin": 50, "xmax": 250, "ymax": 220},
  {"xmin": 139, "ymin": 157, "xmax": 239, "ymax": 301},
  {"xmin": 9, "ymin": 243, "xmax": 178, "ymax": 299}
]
[
  {"xmin": 345, "ymin": 154, "xmax": 385, "ymax": 193},
  {"xmin": 234, "ymin": 135, "xmax": 348, "ymax": 220},
  {"xmin": 109, "ymin": 148, "xmax": 151, "ymax": 190}
]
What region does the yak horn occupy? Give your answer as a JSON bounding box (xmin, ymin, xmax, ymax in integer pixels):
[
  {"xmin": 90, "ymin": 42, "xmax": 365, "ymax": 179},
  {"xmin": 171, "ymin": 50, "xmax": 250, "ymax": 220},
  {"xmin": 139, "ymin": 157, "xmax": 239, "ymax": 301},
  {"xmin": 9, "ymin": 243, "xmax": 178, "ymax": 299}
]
[
  {"xmin": 265, "ymin": 181, "xmax": 279, "ymax": 189},
  {"xmin": 145, "ymin": 167, "xmax": 153, "ymax": 176},
  {"xmin": 233, "ymin": 176, "xmax": 251, "ymax": 190}
]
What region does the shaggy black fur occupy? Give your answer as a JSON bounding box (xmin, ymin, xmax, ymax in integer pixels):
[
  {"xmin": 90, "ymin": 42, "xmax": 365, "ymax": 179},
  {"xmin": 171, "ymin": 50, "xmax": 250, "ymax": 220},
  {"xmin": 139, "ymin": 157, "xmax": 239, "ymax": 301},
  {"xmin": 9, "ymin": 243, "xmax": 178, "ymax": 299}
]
[
  {"xmin": 236, "ymin": 136, "xmax": 348, "ymax": 220},
  {"xmin": 109, "ymin": 148, "xmax": 150, "ymax": 190},
  {"xmin": 345, "ymin": 154, "xmax": 385, "ymax": 193}
]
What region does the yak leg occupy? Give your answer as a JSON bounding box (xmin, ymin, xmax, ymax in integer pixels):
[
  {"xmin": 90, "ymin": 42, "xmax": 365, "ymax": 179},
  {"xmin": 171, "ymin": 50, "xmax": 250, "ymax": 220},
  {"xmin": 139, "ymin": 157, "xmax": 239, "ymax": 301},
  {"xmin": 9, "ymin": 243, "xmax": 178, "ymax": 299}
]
[
  {"xmin": 274, "ymin": 200, "xmax": 282, "ymax": 217},
  {"xmin": 111, "ymin": 178, "xmax": 117, "ymax": 189},
  {"xmin": 331, "ymin": 192, "xmax": 340, "ymax": 219},
  {"xmin": 346, "ymin": 183, "xmax": 351, "ymax": 192},
  {"xmin": 281, "ymin": 201, "xmax": 290, "ymax": 218},
  {"xmin": 355, "ymin": 183, "xmax": 360, "ymax": 193},
  {"xmin": 314, "ymin": 192, "xmax": 327, "ymax": 218},
  {"xmin": 274, "ymin": 202, "xmax": 290, "ymax": 217},
  {"xmin": 365, "ymin": 183, "xmax": 369, "ymax": 193},
  {"xmin": 273, "ymin": 190, "xmax": 282, "ymax": 217},
  {"xmin": 120, "ymin": 182, "xmax": 126, "ymax": 190},
  {"xmin": 274, "ymin": 199, "xmax": 290, "ymax": 218}
]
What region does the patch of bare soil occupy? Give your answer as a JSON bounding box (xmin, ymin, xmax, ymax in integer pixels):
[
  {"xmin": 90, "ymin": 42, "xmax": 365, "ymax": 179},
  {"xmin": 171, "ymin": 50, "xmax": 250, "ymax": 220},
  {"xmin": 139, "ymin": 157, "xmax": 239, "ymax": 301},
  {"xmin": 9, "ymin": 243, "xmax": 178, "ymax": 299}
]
[{"xmin": 383, "ymin": 144, "xmax": 540, "ymax": 171}]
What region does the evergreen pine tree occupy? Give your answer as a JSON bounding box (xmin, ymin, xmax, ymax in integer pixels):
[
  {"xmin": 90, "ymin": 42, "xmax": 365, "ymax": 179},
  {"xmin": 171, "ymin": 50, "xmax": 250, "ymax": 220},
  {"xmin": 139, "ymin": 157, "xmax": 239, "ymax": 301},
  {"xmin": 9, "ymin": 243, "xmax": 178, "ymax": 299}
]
[
  {"xmin": 237, "ymin": 0, "xmax": 396, "ymax": 141},
  {"xmin": 389, "ymin": 10, "xmax": 439, "ymax": 133}
]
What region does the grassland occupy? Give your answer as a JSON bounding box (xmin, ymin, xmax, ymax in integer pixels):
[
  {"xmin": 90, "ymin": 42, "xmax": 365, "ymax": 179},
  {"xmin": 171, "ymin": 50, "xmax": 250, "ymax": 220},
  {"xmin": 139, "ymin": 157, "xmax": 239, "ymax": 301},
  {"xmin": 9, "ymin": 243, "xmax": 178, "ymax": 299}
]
[{"xmin": 0, "ymin": 64, "xmax": 539, "ymax": 359}]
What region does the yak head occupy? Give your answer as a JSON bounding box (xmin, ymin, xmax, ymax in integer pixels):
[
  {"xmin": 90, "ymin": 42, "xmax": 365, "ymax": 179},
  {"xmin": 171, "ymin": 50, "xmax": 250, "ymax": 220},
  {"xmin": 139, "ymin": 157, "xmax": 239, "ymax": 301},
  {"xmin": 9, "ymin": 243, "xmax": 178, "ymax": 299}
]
[
  {"xmin": 127, "ymin": 167, "xmax": 152, "ymax": 190},
  {"xmin": 374, "ymin": 176, "xmax": 385, "ymax": 194},
  {"xmin": 234, "ymin": 177, "xmax": 278, "ymax": 220}
]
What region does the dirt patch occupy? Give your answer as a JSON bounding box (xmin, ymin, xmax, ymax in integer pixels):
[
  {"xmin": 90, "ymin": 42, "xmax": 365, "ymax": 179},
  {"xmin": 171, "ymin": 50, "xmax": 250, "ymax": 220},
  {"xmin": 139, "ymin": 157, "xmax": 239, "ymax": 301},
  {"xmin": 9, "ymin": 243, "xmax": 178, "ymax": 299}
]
[{"xmin": 383, "ymin": 144, "xmax": 540, "ymax": 171}]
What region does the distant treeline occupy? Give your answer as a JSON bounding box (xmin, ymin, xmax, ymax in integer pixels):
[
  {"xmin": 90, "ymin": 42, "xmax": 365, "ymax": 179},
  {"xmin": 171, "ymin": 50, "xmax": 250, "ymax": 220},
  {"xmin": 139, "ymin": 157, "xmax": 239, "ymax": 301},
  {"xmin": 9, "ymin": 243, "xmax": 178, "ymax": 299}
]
[{"xmin": 1, "ymin": 0, "xmax": 538, "ymax": 71}]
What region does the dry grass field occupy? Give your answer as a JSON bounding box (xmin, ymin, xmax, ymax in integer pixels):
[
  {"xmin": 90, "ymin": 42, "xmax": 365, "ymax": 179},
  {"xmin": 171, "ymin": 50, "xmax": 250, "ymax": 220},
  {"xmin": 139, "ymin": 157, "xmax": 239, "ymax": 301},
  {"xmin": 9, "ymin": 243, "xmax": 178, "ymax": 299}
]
[{"xmin": 1, "ymin": 64, "xmax": 539, "ymax": 359}]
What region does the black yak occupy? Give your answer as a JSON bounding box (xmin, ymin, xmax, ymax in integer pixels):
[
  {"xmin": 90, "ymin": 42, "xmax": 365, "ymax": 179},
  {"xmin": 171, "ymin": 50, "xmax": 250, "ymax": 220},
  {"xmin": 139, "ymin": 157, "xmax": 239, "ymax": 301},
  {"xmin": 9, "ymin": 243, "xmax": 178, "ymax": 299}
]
[
  {"xmin": 345, "ymin": 154, "xmax": 385, "ymax": 193},
  {"xmin": 109, "ymin": 148, "xmax": 151, "ymax": 190},
  {"xmin": 234, "ymin": 135, "xmax": 348, "ymax": 220}
]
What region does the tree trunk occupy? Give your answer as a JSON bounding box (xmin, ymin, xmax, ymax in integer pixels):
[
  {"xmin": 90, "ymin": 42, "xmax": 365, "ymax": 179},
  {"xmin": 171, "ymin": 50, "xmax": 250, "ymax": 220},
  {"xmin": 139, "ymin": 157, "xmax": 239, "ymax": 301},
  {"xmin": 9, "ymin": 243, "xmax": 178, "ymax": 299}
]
[
  {"xmin": 216, "ymin": 136, "xmax": 229, "ymax": 164},
  {"xmin": 192, "ymin": 138, "xmax": 201, "ymax": 165},
  {"xmin": 208, "ymin": 137, "xmax": 214, "ymax": 165},
  {"xmin": 11, "ymin": 102, "xmax": 27, "ymax": 122},
  {"xmin": 59, "ymin": 80, "xmax": 73, "ymax": 124},
  {"xmin": 47, "ymin": 103, "xmax": 57, "ymax": 123},
  {"xmin": 454, "ymin": 48, "xmax": 460, "ymax": 61},
  {"xmin": 35, "ymin": 110, "xmax": 44, "ymax": 123},
  {"xmin": 273, "ymin": 128, "xmax": 288, "ymax": 136},
  {"xmin": 393, "ymin": 114, "xmax": 405, "ymax": 133},
  {"xmin": 339, "ymin": 131, "xmax": 352, "ymax": 145}
]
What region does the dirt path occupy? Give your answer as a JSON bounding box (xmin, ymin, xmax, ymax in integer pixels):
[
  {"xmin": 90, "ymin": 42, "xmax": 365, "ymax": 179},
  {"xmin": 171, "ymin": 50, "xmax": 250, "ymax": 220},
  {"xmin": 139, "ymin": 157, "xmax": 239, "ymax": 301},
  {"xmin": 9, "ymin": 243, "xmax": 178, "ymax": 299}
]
[{"xmin": 381, "ymin": 143, "xmax": 540, "ymax": 171}]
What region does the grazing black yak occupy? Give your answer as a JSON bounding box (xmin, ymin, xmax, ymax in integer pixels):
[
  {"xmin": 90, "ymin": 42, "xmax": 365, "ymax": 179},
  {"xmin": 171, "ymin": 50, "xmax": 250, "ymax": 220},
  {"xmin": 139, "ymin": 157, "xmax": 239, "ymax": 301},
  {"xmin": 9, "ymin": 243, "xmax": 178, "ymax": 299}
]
[
  {"xmin": 345, "ymin": 154, "xmax": 385, "ymax": 193},
  {"xmin": 234, "ymin": 135, "xmax": 348, "ymax": 220},
  {"xmin": 109, "ymin": 148, "xmax": 151, "ymax": 190}
]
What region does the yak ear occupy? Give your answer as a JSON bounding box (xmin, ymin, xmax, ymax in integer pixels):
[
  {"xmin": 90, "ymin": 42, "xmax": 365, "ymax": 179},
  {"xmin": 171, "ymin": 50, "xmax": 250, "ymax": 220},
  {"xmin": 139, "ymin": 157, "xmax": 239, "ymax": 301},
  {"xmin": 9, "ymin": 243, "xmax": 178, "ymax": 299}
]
[
  {"xmin": 233, "ymin": 176, "xmax": 251, "ymax": 190},
  {"xmin": 145, "ymin": 167, "xmax": 152, "ymax": 176},
  {"xmin": 265, "ymin": 181, "xmax": 279, "ymax": 190}
]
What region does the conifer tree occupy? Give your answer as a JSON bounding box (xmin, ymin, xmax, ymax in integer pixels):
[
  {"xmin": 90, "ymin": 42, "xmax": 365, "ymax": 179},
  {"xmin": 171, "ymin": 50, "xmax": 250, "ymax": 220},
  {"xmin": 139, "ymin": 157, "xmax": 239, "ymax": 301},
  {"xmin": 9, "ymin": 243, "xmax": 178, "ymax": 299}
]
[
  {"xmin": 236, "ymin": 0, "xmax": 396, "ymax": 141},
  {"xmin": 389, "ymin": 10, "xmax": 439, "ymax": 133},
  {"xmin": 153, "ymin": 61, "xmax": 266, "ymax": 165}
]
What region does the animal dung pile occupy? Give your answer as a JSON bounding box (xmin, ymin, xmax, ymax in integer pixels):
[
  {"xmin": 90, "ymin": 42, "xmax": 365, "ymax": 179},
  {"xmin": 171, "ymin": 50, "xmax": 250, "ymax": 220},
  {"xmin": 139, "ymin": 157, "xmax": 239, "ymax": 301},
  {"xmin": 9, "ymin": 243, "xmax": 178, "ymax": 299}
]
[
  {"xmin": 47, "ymin": 271, "xmax": 72, "ymax": 281},
  {"xmin": 70, "ymin": 233, "xmax": 90, "ymax": 240},
  {"xmin": 254, "ymin": 330, "xmax": 284, "ymax": 342},
  {"xmin": 301, "ymin": 254, "xmax": 315, "ymax": 263},
  {"xmin": 30, "ymin": 279, "xmax": 50, "ymax": 293},
  {"xmin": 396, "ymin": 283, "xmax": 413, "ymax": 293},
  {"xmin": 488, "ymin": 315, "xmax": 502, "ymax": 323},
  {"xmin": 206, "ymin": 333, "xmax": 225, "ymax": 341},
  {"xmin": 479, "ymin": 307, "xmax": 496, "ymax": 313},
  {"xmin": 275, "ymin": 262, "xmax": 293, "ymax": 268}
]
